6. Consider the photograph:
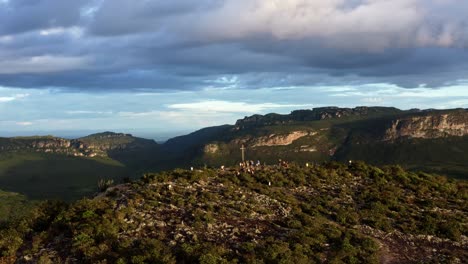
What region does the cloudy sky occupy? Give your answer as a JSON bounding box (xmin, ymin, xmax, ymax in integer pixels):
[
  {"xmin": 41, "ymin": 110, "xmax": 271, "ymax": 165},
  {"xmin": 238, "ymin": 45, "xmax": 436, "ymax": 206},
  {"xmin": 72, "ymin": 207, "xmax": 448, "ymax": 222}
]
[{"xmin": 0, "ymin": 0, "xmax": 467, "ymax": 139}]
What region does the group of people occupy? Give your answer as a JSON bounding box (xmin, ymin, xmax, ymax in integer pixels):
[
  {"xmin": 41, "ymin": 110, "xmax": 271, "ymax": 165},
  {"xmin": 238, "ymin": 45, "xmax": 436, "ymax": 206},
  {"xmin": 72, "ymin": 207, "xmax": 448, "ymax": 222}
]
[
  {"xmin": 239, "ymin": 160, "xmax": 262, "ymax": 168},
  {"xmin": 278, "ymin": 159, "xmax": 289, "ymax": 168},
  {"xmin": 236, "ymin": 160, "xmax": 262, "ymax": 175}
]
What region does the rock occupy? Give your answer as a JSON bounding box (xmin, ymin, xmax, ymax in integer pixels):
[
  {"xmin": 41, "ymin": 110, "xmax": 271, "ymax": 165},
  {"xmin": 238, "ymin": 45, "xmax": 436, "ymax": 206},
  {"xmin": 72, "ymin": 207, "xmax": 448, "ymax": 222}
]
[
  {"xmin": 234, "ymin": 131, "xmax": 311, "ymax": 148},
  {"xmin": 155, "ymin": 221, "xmax": 166, "ymax": 227},
  {"xmin": 383, "ymin": 112, "xmax": 468, "ymax": 141},
  {"xmin": 204, "ymin": 144, "xmax": 220, "ymax": 154}
]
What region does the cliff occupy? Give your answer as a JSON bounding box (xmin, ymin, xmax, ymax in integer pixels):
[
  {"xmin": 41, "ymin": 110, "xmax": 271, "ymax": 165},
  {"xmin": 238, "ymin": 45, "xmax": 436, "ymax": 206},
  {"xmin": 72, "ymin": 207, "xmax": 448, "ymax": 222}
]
[
  {"xmin": 168, "ymin": 107, "xmax": 468, "ymax": 179},
  {"xmin": 232, "ymin": 131, "xmax": 312, "ymax": 148},
  {"xmin": 0, "ymin": 132, "xmax": 158, "ymax": 158},
  {"xmin": 234, "ymin": 106, "xmax": 403, "ymax": 129},
  {"xmin": 383, "ymin": 110, "xmax": 468, "ymax": 141}
]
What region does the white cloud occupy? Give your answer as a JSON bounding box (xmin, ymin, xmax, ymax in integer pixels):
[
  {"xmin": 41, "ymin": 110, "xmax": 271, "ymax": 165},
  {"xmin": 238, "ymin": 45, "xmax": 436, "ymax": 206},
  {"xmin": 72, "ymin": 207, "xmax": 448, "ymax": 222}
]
[
  {"xmin": 39, "ymin": 26, "xmax": 84, "ymax": 38},
  {"xmin": 200, "ymin": 1, "xmax": 418, "ymax": 37},
  {"xmin": 0, "ymin": 35, "xmax": 13, "ymax": 43},
  {"xmin": 361, "ymin": 97, "xmax": 384, "ymax": 103},
  {"xmin": 16, "ymin": 122, "xmax": 33, "ymax": 126},
  {"xmin": 177, "ymin": 0, "xmax": 468, "ymax": 50},
  {"xmin": 66, "ymin": 110, "xmax": 112, "ymax": 115},
  {"xmin": 39, "ymin": 27, "xmax": 67, "ymax": 36},
  {"xmin": 0, "ymin": 93, "xmax": 29, "ymax": 103},
  {"xmin": 167, "ymin": 100, "xmax": 310, "ymax": 113},
  {"xmin": 118, "ymin": 111, "xmax": 161, "ymax": 118},
  {"xmin": 0, "ymin": 96, "xmax": 15, "ymax": 102}
]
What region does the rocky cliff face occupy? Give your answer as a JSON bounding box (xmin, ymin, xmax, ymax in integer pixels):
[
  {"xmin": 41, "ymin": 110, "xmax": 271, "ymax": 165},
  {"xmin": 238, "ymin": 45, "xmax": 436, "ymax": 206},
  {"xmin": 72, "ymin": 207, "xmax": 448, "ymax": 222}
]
[
  {"xmin": 235, "ymin": 106, "xmax": 402, "ymax": 129},
  {"xmin": 0, "ymin": 132, "xmax": 158, "ymax": 158},
  {"xmin": 30, "ymin": 138, "xmax": 71, "ymax": 149},
  {"xmin": 250, "ymin": 131, "xmax": 311, "ymax": 147},
  {"xmin": 383, "ymin": 111, "xmax": 468, "ymax": 141},
  {"xmin": 202, "ymin": 131, "xmax": 312, "ymax": 155},
  {"xmin": 0, "ymin": 138, "xmax": 102, "ymax": 157},
  {"xmin": 231, "ymin": 131, "xmax": 312, "ymax": 148}
]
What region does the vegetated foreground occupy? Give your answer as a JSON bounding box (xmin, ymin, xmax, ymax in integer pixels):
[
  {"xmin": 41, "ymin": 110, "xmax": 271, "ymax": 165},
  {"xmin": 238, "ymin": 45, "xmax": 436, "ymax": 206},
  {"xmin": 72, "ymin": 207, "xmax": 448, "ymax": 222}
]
[{"xmin": 0, "ymin": 162, "xmax": 466, "ymax": 263}]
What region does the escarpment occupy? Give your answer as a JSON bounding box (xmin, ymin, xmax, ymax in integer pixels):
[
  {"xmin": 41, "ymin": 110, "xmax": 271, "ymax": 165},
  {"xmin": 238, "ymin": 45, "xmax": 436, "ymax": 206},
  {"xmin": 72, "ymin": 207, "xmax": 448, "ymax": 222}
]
[
  {"xmin": 0, "ymin": 132, "xmax": 158, "ymax": 157},
  {"xmin": 383, "ymin": 111, "xmax": 468, "ymax": 141}
]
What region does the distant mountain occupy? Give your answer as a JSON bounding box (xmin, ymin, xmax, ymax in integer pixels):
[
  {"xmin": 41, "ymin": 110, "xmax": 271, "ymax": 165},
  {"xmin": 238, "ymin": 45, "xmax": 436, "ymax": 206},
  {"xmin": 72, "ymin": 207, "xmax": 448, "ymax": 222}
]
[
  {"xmin": 0, "ymin": 132, "xmax": 159, "ymax": 200},
  {"xmin": 160, "ymin": 107, "xmax": 468, "ymax": 179},
  {"xmin": 0, "ymin": 131, "xmax": 159, "ymax": 158},
  {"xmin": 0, "ymin": 107, "xmax": 466, "ymax": 201}
]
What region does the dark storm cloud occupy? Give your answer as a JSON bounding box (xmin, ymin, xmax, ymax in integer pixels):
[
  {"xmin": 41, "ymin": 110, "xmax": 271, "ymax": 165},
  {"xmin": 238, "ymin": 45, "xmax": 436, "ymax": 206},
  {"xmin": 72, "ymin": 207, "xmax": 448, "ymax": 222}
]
[
  {"xmin": 0, "ymin": 0, "xmax": 468, "ymax": 91},
  {"xmin": 0, "ymin": 0, "xmax": 91, "ymax": 35},
  {"xmin": 88, "ymin": 0, "xmax": 220, "ymax": 36}
]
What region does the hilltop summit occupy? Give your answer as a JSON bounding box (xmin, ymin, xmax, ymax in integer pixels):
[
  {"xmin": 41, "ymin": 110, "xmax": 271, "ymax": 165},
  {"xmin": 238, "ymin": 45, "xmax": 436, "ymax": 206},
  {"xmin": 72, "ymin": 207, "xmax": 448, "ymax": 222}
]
[{"xmin": 1, "ymin": 162, "xmax": 466, "ymax": 263}]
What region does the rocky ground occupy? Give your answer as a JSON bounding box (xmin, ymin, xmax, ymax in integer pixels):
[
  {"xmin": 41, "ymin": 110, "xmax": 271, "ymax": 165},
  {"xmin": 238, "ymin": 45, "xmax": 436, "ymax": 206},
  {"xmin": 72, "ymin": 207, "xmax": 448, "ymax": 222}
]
[{"xmin": 3, "ymin": 162, "xmax": 467, "ymax": 263}]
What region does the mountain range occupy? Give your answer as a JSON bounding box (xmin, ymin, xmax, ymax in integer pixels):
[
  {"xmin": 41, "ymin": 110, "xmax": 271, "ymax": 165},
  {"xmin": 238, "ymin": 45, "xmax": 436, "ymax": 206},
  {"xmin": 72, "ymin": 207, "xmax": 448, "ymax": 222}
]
[
  {"xmin": 0, "ymin": 106, "xmax": 467, "ymax": 200},
  {"xmin": 1, "ymin": 106, "xmax": 467, "ymax": 263}
]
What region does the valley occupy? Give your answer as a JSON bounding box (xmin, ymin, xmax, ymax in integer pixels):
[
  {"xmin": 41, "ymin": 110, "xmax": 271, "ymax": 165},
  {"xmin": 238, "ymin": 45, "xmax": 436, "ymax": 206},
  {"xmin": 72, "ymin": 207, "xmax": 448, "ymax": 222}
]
[
  {"xmin": 0, "ymin": 107, "xmax": 467, "ymax": 263},
  {"xmin": 0, "ymin": 107, "xmax": 467, "ymax": 201}
]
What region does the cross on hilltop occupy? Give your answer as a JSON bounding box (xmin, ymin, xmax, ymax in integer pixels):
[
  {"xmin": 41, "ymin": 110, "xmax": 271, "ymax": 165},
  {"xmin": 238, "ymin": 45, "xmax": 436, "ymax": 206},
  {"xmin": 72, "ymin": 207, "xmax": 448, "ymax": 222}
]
[{"xmin": 240, "ymin": 144, "xmax": 246, "ymax": 162}]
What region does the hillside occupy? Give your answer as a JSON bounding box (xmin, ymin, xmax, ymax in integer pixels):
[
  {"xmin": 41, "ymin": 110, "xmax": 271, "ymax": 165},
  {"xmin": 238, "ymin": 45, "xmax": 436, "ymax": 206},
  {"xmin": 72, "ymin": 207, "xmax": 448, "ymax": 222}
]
[
  {"xmin": 163, "ymin": 107, "xmax": 468, "ymax": 179},
  {"xmin": 0, "ymin": 189, "xmax": 36, "ymax": 225},
  {"xmin": 0, "ymin": 132, "xmax": 159, "ymax": 200},
  {"xmin": 0, "ymin": 107, "xmax": 467, "ymax": 201},
  {"xmin": 0, "ymin": 162, "xmax": 466, "ymax": 263},
  {"xmin": 0, "ymin": 132, "xmax": 159, "ymax": 158}
]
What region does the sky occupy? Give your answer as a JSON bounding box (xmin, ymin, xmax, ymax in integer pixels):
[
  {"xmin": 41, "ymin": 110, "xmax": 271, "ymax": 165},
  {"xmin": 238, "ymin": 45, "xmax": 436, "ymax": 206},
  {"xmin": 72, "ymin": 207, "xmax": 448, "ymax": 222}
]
[{"xmin": 0, "ymin": 0, "xmax": 467, "ymax": 139}]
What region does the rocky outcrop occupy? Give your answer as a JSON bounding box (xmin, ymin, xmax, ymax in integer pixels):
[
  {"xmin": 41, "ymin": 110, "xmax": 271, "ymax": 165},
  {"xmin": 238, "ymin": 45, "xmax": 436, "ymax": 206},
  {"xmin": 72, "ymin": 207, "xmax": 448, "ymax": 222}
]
[
  {"xmin": 251, "ymin": 131, "xmax": 310, "ymax": 147},
  {"xmin": 232, "ymin": 131, "xmax": 312, "ymax": 148},
  {"xmin": 235, "ymin": 106, "xmax": 402, "ymax": 129},
  {"xmin": 383, "ymin": 112, "xmax": 468, "ymax": 141},
  {"xmin": 203, "ymin": 144, "xmax": 219, "ymax": 154},
  {"xmin": 0, "ymin": 132, "xmax": 158, "ymax": 158},
  {"xmin": 30, "ymin": 138, "xmax": 71, "ymax": 149}
]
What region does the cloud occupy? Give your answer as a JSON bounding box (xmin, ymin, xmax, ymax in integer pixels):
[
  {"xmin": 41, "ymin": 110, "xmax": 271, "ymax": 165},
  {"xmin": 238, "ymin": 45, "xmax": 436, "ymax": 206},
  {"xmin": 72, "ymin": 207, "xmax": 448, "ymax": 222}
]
[
  {"xmin": 15, "ymin": 121, "xmax": 33, "ymax": 126},
  {"xmin": 167, "ymin": 100, "xmax": 311, "ymax": 113},
  {"xmin": 87, "ymin": 0, "xmax": 468, "ymax": 50},
  {"xmin": 66, "ymin": 110, "xmax": 112, "ymax": 115},
  {"xmin": 191, "ymin": 1, "xmax": 420, "ymax": 48},
  {"xmin": 0, "ymin": 92, "xmax": 29, "ymax": 102},
  {"xmin": 0, "ymin": 0, "xmax": 467, "ymax": 91},
  {"xmin": 361, "ymin": 97, "xmax": 384, "ymax": 104},
  {"xmin": 0, "ymin": 96, "xmax": 15, "ymax": 102},
  {"xmin": 0, "ymin": 84, "xmax": 466, "ymax": 135},
  {"xmin": 0, "ymin": 56, "xmax": 90, "ymax": 74},
  {"xmin": 0, "ymin": 0, "xmax": 91, "ymax": 35}
]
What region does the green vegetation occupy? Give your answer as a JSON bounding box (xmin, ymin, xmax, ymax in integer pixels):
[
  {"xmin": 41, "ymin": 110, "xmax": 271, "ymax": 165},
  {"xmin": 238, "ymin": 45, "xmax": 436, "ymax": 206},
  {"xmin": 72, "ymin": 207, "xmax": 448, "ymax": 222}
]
[
  {"xmin": 1, "ymin": 162, "xmax": 466, "ymax": 263},
  {"xmin": 0, "ymin": 190, "xmax": 37, "ymax": 225},
  {"xmin": 78, "ymin": 132, "xmax": 157, "ymax": 150},
  {"xmin": 0, "ymin": 152, "xmax": 131, "ymax": 201},
  {"xmin": 335, "ymin": 136, "xmax": 468, "ymax": 180},
  {"xmin": 1, "ymin": 107, "xmax": 467, "ymax": 203},
  {"xmin": 162, "ymin": 107, "xmax": 468, "ymax": 180}
]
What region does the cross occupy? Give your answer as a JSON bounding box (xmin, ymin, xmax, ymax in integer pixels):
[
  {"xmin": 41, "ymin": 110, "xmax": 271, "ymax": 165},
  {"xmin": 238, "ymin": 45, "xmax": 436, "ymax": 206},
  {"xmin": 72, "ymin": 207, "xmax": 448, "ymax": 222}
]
[{"xmin": 240, "ymin": 144, "xmax": 246, "ymax": 162}]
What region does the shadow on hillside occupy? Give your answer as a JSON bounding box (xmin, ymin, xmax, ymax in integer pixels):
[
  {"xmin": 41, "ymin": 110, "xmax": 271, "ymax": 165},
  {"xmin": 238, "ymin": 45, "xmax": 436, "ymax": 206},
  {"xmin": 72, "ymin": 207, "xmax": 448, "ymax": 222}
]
[
  {"xmin": 334, "ymin": 134, "xmax": 468, "ymax": 180},
  {"xmin": 0, "ymin": 155, "xmax": 132, "ymax": 201}
]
